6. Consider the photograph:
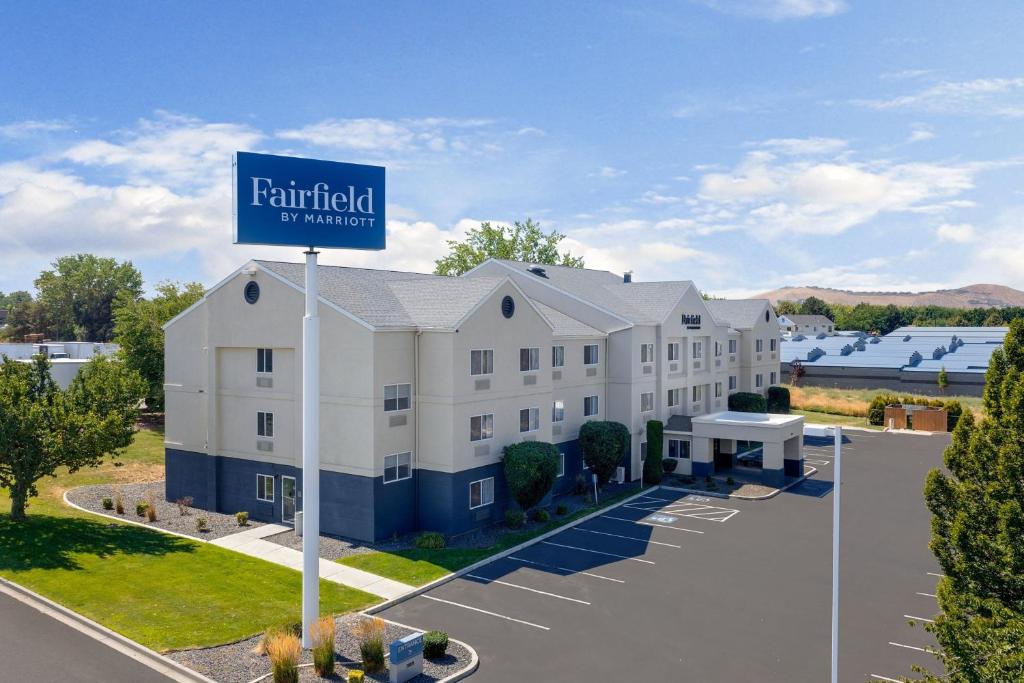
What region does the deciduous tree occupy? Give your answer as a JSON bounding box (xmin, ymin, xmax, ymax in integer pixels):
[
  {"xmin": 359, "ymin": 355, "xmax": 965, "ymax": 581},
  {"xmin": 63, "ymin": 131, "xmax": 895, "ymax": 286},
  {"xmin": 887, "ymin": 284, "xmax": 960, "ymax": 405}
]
[
  {"xmin": 434, "ymin": 219, "xmax": 584, "ymax": 276},
  {"xmin": 578, "ymin": 421, "xmax": 630, "ymax": 487},
  {"xmin": 34, "ymin": 254, "xmax": 143, "ymax": 341}
]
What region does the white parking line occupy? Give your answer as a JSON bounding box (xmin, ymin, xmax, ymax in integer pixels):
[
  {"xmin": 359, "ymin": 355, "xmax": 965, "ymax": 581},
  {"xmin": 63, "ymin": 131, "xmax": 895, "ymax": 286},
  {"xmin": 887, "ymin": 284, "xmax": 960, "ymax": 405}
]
[
  {"xmin": 870, "ymin": 674, "xmax": 902, "ymax": 682},
  {"xmin": 421, "ymin": 595, "xmax": 550, "ymax": 630},
  {"xmin": 916, "ymin": 592, "xmax": 937, "ymax": 598},
  {"xmin": 889, "ymin": 641, "xmax": 932, "ymax": 653},
  {"xmin": 805, "ymin": 458, "xmax": 830, "ymax": 465},
  {"xmin": 465, "ymin": 575, "xmax": 591, "ymax": 605},
  {"xmin": 507, "ymin": 556, "xmax": 625, "ymax": 583},
  {"xmin": 541, "ymin": 541, "xmax": 656, "ymax": 564},
  {"xmin": 904, "ymin": 614, "xmax": 936, "ymax": 623},
  {"xmin": 927, "ymin": 572, "xmax": 946, "ymax": 578},
  {"xmin": 571, "ymin": 527, "xmax": 682, "ymax": 548},
  {"xmin": 602, "ymin": 515, "xmax": 704, "ymax": 534}
]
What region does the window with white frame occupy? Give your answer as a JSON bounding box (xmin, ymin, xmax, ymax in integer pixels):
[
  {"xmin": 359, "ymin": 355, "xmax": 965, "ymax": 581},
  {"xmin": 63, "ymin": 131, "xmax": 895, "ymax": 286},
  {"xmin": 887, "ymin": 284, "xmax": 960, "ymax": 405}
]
[
  {"xmin": 640, "ymin": 392, "xmax": 654, "ymax": 412},
  {"xmin": 692, "ymin": 340, "xmax": 703, "ymax": 359},
  {"xmin": 692, "ymin": 385, "xmax": 703, "ymax": 402},
  {"xmin": 469, "ymin": 477, "xmax": 494, "ymax": 509},
  {"xmin": 552, "ymin": 399, "xmax": 565, "ymax": 423},
  {"xmin": 667, "ymin": 388, "xmax": 681, "ymax": 407},
  {"xmin": 755, "ymin": 373, "xmax": 764, "ymax": 388},
  {"xmin": 667, "ymin": 342, "xmax": 680, "ymax": 361},
  {"xmin": 470, "ymin": 349, "xmax": 493, "ymax": 376},
  {"xmin": 257, "ymin": 474, "xmax": 274, "ymax": 502},
  {"xmin": 520, "ymin": 347, "xmax": 540, "ymax": 372},
  {"xmin": 668, "ymin": 439, "xmax": 690, "ymax": 459},
  {"xmin": 557, "ymin": 452, "xmax": 565, "ymax": 477},
  {"xmin": 715, "ymin": 382, "xmax": 723, "ymax": 398},
  {"xmin": 384, "ymin": 383, "xmax": 411, "ymax": 412},
  {"xmin": 584, "ymin": 394, "xmax": 599, "ymax": 416},
  {"xmin": 470, "ymin": 414, "xmax": 493, "ymax": 441},
  {"xmin": 257, "ymin": 411, "xmax": 274, "ymax": 438},
  {"xmin": 714, "ymin": 341, "xmax": 722, "ymax": 357},
  {"xmin": 552, "ymin": 345, "xmax": 565, "ymax": 368},
  {"xmin": 755, "ymin": 339, "xmax": 764, "ymax": 353},
  {"xmin": 584, "ymin": 344, "xmax": 599, "ymax": 365},
  {"xmin": 729, "ymin": 375, "xmax": 737, "ymax": 391},
  {"xmin": 520, "ymin": 407, "xmax": 540, "ymax": 433},
  {"xmin": 257, "ymin": 348, "xmax": 273, "ymax": 374},
  {"xmin": 383, "ymin": 452, "xmax": 412, "ymax": 484},
  {"xmin": 770, "ymin": 371, "xmax": 777, "ymax": 385},
  {"xmin": 640, "ymin": 343, "xmax": 655, "ymax": 364},
  {"xmin": 728, "ymin": 339, "xmax": 737, "ymax": 354},
  {"xmin": 770, "ymin": 338, "xmax": 777, "ymax": 352}
]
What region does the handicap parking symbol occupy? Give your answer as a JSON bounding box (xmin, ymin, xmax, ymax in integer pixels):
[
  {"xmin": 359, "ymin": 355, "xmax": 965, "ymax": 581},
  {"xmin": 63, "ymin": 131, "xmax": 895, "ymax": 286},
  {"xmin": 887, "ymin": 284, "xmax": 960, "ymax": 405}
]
[{"xmin": 648, "ymin": 514, "xmax": 678, "ymax": 524}]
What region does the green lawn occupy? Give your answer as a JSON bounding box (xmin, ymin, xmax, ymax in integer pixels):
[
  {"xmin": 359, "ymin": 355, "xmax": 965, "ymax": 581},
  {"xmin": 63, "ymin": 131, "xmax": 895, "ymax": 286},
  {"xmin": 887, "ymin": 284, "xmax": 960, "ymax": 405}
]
[
  {"xmin": 339, "ymin": 489, "xmax": 642, "ymax": 586},
  {"xmin": 0, "ymin": 425, "xmax": 379, "ymax": 651}
]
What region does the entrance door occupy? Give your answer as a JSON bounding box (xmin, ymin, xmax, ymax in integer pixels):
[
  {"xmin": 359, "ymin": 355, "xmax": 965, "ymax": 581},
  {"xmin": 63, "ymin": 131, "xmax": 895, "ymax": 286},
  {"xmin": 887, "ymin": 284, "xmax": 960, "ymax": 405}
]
[
  {"xmin": 713, "ymin": 439, "xmax": 732, "ymax": 472},
  {"xmin": 282, "ymin": 476, "xmax": 296, "ymax": 524}
]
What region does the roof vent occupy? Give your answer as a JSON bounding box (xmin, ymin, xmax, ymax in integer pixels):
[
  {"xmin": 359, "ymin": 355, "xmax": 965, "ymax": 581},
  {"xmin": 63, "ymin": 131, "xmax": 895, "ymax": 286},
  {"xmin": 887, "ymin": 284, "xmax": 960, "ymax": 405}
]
[
  {"xmin": 816, "ymin": 332, "xmax": 827, "ymax": 339},
  {"xmin": 840, "ymin": 344, "xmax": 854, "ymax": 356},
  {"xmin": 853, "ymin": 340, "xmax": 866, "ymax": 351},
  {"xmin": 623, "ymin": 270, "xmax": 633, "ymax": 284},
  {"xmin": 932, "ymin": 346, "xmax": 946, "ymax": 360},
  {"xmin": 527, "ymin": 266, "xmax": 548, "ymax": 278},
  {"xmin": 909, "ymin": 351, "xmax": 923, "ymax": 366},
  {"xmin": 903, "ymin": 335, "xmax": 912, "ymax": 342},
  {"xmin": 869, "ymin": 336, "xmax": 881, "ymax": 344},
  {"xmin": 807, "ymin": 347, "xmax": 825, "ymax": 362},
  {"xmin": 792, "ymin": 334, "xmax": 806, "ymax": 341}
]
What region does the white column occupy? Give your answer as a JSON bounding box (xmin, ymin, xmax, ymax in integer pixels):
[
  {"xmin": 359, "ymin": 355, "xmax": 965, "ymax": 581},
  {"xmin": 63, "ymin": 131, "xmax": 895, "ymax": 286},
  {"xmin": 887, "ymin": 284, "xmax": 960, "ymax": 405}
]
[
  {"xmin": 301, "ymin": 249, "xmax": 320, "ymax": 648},
  {"xmin": 831, "ymin": 425, "xmax": 842, "ymax": 683}
]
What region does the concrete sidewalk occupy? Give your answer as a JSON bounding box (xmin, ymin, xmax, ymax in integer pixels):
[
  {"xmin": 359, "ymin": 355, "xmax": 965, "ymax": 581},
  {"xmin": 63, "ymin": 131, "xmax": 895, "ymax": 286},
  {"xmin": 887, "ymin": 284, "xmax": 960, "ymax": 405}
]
[{"xmin": 211, "ymin": 525, "xmax": 414, "ymax": 601}]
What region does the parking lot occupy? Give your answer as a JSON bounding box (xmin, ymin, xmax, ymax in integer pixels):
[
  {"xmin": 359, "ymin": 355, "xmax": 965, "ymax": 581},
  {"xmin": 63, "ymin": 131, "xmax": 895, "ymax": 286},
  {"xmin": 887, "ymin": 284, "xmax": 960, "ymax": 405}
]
[{"xmin": 380, "ymin": 430, "xmax": 950, "ymax": 682}]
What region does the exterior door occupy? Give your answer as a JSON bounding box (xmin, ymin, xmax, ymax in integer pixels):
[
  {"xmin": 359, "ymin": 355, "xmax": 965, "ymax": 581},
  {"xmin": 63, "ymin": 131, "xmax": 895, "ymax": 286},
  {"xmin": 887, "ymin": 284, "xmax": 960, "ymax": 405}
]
[{"xmin": 282, "ymin": 476, "xmax": 296, "ymax": 524}]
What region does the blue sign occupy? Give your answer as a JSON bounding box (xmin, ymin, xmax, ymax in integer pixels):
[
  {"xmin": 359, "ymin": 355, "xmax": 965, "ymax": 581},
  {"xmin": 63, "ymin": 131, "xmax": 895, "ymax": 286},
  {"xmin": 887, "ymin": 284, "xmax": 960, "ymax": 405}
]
[
  {"xmin": 389, "ymin": 632, "xmax": 423, "ymax": 663},
  {"xmin": 233, "ymin": 151, "xmax": 385, "ymax": 249}
]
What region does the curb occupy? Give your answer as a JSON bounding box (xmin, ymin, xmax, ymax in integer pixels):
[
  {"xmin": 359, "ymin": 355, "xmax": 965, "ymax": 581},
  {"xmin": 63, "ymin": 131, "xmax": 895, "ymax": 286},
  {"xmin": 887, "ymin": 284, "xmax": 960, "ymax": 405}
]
[
  {"xmin": 62, "ymin": 488, "xmax": 212, "ymax": 544},
  {"xmin": 366, "ymin": 485, "xmax": 656, "ymax": 615},
  {"xmin": 660, "ymin": 466, "xmax": 818, "ymax": 501},
  {"xmin": 0, "ymin": 576, "xmax": 217, "ymax": 683}
]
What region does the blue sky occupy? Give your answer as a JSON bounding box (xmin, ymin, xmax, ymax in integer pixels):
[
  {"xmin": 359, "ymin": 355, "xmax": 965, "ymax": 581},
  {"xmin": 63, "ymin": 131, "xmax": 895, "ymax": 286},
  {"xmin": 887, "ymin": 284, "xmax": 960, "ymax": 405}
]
[{"xmin": 2, "ymin": 1, "xmax": 1023, "ymax": 297}]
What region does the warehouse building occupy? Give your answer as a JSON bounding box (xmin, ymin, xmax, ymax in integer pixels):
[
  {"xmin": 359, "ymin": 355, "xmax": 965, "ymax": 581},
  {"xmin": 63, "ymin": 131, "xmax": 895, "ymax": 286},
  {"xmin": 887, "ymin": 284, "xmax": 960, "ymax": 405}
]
[{"xmin": 163, "ymin": 259, "xmax": 789, "ymax": 541}]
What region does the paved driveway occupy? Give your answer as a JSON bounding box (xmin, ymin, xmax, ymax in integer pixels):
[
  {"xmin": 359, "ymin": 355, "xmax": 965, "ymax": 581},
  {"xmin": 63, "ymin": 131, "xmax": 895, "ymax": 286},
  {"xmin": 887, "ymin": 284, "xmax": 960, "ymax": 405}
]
[{"xmin": 380, "ymin": 430, "xmax": 949, "ymax": 682}]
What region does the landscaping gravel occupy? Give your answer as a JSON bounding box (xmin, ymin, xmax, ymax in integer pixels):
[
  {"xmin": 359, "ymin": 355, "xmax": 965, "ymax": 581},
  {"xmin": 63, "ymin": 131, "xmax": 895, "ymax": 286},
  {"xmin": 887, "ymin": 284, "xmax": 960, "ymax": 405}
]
[
  {"xmin": 168, "ymin": 613, "xmax": 473, "ymax": 683},
  {"xmin": 66, "ymin": 481, "xmax": 264, "ymax": 541}
]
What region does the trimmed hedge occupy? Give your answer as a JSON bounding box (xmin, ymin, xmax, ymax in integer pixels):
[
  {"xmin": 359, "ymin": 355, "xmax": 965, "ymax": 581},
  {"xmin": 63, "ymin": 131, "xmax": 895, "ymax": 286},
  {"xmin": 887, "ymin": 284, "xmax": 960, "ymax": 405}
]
[
  {"xmin": 578, "ymin": 421, "xmax": 630, "ymax": 487},
  {"xmin": 643, "ymin": 420, "xmax": 664, "ymax": 485},
  {"xmin": 728, "ymin": 392, "xmax": 768, "ymax": 413},
  {"xmin": 503, "ymin": 441, "xmax": 559, "ymax": 512},
  {"xmin": 766, "ymin": 386, "xmax": 790, "ymax": 413},
  {"xmin": 423, "ymin": 631, "xmax": 449, "ymax": 659}
]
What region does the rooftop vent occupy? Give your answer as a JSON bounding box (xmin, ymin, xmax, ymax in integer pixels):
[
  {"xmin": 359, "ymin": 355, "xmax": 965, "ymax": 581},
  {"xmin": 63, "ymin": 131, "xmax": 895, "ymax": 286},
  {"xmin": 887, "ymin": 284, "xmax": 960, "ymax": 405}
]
[
  {"xmin": 909, "ymin": 351, "xmax": 923, "ymax": 366},
  {"xmin": 853, "ymin": 340, "xmax": 866, "ymax": 351},
  {"xmin": 792, "ymin": 334, "xmax": 806, "ymax": 341},
  {"xmin": 816, "ymin": 332, "xmax": 827, "ymax": 339},
  {"xmin": 840, "ymin": 344, "xmax": 854, "ymax": 356},
  {"xmin": 623, "ymin": 270, "xmax": 633, "ymax": 284},
  {"xmin": 932, "ymin": 346, "xmax": 947, "ymax": 360},
  {"xmin": 869, "ymin": 336, "xmax": 881, "ymax": 344},
  {"xmin": 807, "ymin": 347, "xmax": 825, "ymax": 362},
  {"xmin": 527, "ymin": 266, "xmax": 548, "ymax": 278},
  {"xmin": 903, "ymin": 335, "xmax": 912, "ymax": 342}
]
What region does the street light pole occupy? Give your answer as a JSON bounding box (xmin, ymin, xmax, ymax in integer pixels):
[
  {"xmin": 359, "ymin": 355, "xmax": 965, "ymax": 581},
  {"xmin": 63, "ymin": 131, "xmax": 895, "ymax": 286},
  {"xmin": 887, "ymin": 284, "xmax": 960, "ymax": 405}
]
[
  {"xmin": 301, "ymin": 248, "xmax": 320, "ymax": 648},
  {"xmin": 830, "ymin": 424, "xmax": 842, "ymax": 683}
]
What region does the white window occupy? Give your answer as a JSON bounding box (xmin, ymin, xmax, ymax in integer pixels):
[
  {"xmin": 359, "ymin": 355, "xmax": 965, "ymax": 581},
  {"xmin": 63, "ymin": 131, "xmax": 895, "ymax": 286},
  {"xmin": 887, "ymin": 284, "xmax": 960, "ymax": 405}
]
[
  {"xmin": 584, "ymin": 344, "xmax": 599, "ymax": 365},
  {"xmin": 552, "ymin": 345, "xmax": 565, "ymax": 368},
  {"xmin": 715, "ymin": 382, "xmax": 723, "ymax": 398},
  {"xmin": 520, "ymin": 407, "xmax": 540, "ymax": 433},
  {"xmin": 257, "ymin": 348, "xmax": 273, "ymax": 374},
  {"xmin": 552, "ymin": 399, "xmax": 565, "ymax": 423},
  {"xmin": 729, "ymin": 375, "xmax": 737, "ymax": 391},
  {"xmin": 557, "ymin": 452, "xmax": 565, "ymax": 477},
  {"xmin": 756, "ymin": 373, "xmax": 764, "ymax": 388},
  {"xmin": 520, "ymin": 347, "xmax": 540, "ymax": 372},
  {"xmin": 640, "ymin": 392, "xmax": 654, "ymax": 412},
  {"xmin": 728, "ymin": 339, "xmax": 737, "ymax": 354},
  {"xmin": 640, "ymin": 343, "xmax": 655, "ymax": 364},
  {"xmin": 668, "ymin": 439, "xmax": 690, "ymax": 460},
  {"xmin": 470, "ymin": 349, "xmax": 493, "ymax": 376},
  {"xmin": 257, "ymin": 411, "xmax": 274, "ymax": 438},
  {"xmin": 469, "ymin": 477, "xmax": 494, "ymax": 509},
  {"xmin": 667, "ymin": 342, "xmax": 681, "ymax": 361},
  {"xmin": 584, "ymin": 395, "xmax": 599, "ymax": 417},
  {"xmin": 257, "ymin": 474, "xmax": 274, "ymax": 502},
  {"xmin": 692, "ymin": 385, "xmax": 703, "ymax": 402},
  {"xmin": 383, "ymin": 452, "xmax": 412, "ymax": 484},
  {"xmin": 714, "ymin": 341, "xmax": 722, "ymax": 357},
  {"xmin": 770, "ymin": 338, "xmax": 777, "ymax": 352},
  {"xmin": 692, "ymin": 341, "xmax": 703, "ymax": 359},
  {"xmin": 756, "ymin": 339, "xmax": 764, "ymax": 353},
  {"xmin": 770, "ymin": 371, "xmax": 777, "ymax": 385},
  {"xmin": 470, "ymin": 414, "xmax": 493, "ymax": 442},
  {"xmin": 384, "ymin": 383, "xmax": 411, "ymax": 412},
  {"xmin": 667, "ymin": 388, "xmax": 681, "ymax": 407}
]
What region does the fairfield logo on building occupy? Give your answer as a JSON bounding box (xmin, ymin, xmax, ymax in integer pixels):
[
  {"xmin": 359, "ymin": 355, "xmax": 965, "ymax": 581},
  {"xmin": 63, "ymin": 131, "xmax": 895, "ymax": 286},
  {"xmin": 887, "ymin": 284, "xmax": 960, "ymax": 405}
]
[{"xmin": 249, "ymin": 177, "xmax": 377, "ymax": 227}]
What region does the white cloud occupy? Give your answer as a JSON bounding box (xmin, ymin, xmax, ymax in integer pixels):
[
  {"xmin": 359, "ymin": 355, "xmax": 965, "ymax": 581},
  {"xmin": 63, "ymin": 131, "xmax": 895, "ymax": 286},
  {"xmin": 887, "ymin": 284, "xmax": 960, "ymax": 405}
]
[
  {"xmin": 879, "ymin": 69, "xmax": 932, "ymax": 81},
  {"xmin": 936, "ymin": 222, "xmax": 976, "ymax": 243},
  {"xmin": 0, "ymin": 119, "xmax": 73, "ymax": 138},
  {"xmin": 696, "ymin": 0, "xmax": 848, "ymax": 20},
  {"xmin": 756, "ymin": 137, "xmax": 847, "ymax": 155},
  {"xmin": 640, "ymin": 190, "xmax": 684, "ymax": 205},
  {"xmin": 907, "ymin": 124, "xmax": 935, "ymax": 143},
  {"xmin": 853, "ymin": 77, "xmax": 1024, "ymax": 117},
  {"xmin": 275, "ymin": 117, "xmax": 504, "ymax": 156},
  {"xmin": 594, "ymin": 166, "xmax": 626, "ymax": 178}
]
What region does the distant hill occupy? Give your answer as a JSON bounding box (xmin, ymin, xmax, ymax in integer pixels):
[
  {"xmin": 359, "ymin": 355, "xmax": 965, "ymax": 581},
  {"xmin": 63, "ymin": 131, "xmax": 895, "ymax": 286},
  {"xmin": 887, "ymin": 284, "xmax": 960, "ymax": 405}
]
[{"xmin": 757, "ymin": 284, "xmax": 1024, "ymax": 309}]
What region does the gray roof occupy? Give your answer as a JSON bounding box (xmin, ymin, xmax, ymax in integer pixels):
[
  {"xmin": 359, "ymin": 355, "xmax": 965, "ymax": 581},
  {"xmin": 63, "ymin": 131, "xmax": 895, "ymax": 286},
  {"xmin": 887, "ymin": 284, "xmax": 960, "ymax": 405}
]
[
  {"xmin": 783, "ymin": 314, "xmax": 834, "ymax": 326},
  {"xmin": 257, "ymin": 260, "xmax": 508, "ymax": 329},
  {"xmin": 705, "ymin": 299, "xmax": 770, "ymax": 329},
  {"xmin": 666, "ymin": 415, "xmax": 693, "ymax": 432},
  {"xmin": 534, "ymin": 302, "xmax": 605, "ymax": 338},
  {"xmin": 489, "ymin": 260, "xmax": 692, "ymax": 324}
]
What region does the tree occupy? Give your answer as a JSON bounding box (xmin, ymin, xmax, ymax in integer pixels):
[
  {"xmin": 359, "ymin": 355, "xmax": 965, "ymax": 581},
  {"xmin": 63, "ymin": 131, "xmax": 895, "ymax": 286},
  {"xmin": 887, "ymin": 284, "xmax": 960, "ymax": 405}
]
[
  {"xmin": 728, "ymin": 392, "xmax": 768, "ymax": 413},
  {"xmin": 0, "ymin": 355, "xmax": 146, "ymax": 519},
  {"xmin": 0, "ymin": 290, "xmax": 32, "ymax": 310},
  {"xmin": 643, "ymin": 420, "xmax": 664, "ymax": 485},
  {"xmin": 937, "ymin": 366, "xmax": 949, "ymax": 395},
  {"xmin": 578, "ymin": 421, "xmax": 630, "ymax": 487},
  {"xmin": 433, "ymin": 219, "xmax": 584, "ymax": 276},
  {"xmin": 799, "ymin": 296, "xmax": 834, "ymax": 321},
  {"xmin": 914, "ymin": 319, "xmax": 1024, "ymax": 681},
  {"xmin": 2, "ymin": 298, "xmax": 36, "ymax": 341},
  {"xmin": 775, "ymin": 300, "xmax": 800, "ymax": 316},
  {"xmin": 34, "ymin": 254, "xmax": 144, "ymax": 341},
  {"xmin": 113, "ymin": 281, "xmax": 204, "ymax": 411},
  {"xmin": 789, "ymin": 359, "xmax": 806, "ymax": 386},
  {"xmin": 502, "ymin": 441, "xmax": 559, "ymax": 512}
]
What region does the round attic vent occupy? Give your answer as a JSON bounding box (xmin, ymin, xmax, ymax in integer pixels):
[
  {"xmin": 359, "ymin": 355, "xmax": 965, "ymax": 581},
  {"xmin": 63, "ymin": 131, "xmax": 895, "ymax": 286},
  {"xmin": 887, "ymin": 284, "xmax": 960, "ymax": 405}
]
[
  {"xmin": 244, "ymin": 281, "xmax": 260, "ymax": 305},
  {"xmin": 501, "ymin": 295, "xmax": 515, "ymax": 318},
  {"xmin": 765, "ymin": 310, "xmax": 770, "ymax": 322}
]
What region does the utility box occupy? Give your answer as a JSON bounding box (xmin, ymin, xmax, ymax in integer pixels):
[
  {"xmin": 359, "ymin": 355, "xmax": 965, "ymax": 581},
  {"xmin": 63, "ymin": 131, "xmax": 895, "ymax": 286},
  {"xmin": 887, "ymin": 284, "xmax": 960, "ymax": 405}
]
[{"xmin": 389, "ymin": 632, "xmax": 424, "ymax": 683}]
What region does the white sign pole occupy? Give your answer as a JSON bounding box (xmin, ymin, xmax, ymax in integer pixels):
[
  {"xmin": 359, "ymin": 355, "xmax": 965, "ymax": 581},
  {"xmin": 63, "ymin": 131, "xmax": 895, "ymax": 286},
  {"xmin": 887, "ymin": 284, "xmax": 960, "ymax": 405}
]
[
  {"xmin": 301, "ymin": 249, "xmax": 321, "ymax": 648},
  {"xmin": 830, "ymin": 424, "xmax": 842, "ymax": 683}
]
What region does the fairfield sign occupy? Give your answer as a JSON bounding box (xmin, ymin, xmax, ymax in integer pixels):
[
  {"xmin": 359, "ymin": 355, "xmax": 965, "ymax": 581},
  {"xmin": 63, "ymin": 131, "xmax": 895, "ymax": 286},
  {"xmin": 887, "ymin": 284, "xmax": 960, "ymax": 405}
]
[{"xmin": 233, "ymin": 151, "xmax": 385, "ymax": 249}]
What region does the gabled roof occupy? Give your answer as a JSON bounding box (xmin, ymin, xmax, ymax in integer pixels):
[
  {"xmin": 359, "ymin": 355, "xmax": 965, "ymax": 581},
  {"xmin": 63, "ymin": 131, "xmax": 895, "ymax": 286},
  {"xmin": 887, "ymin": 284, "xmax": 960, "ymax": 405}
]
[
  {"xmin": 784, "ymin": 314, "xmax": 834, "ymax": 326},
  {"xmin": 534, "ymin": 302, "xmax": 605, "ymax": 338},
  {"xmin": 705, "ymin": 299, "xmax": 770, "ymax": 330}
]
